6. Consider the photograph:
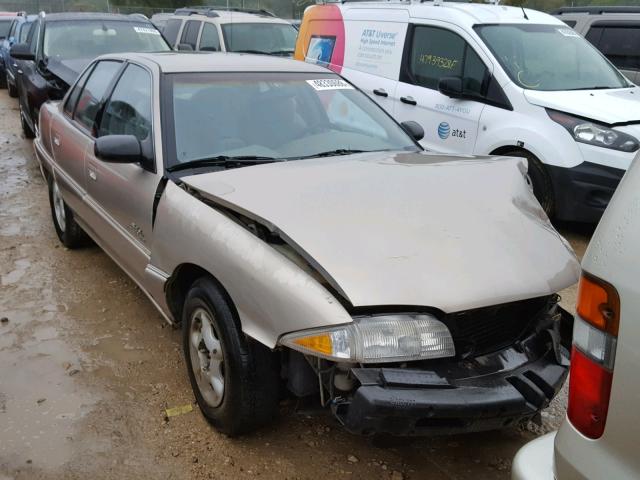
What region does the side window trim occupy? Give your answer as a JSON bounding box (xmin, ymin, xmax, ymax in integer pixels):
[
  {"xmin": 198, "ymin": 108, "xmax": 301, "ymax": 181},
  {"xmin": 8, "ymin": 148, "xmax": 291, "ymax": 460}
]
[{"xmin": 70, "ymin": 61, "xmax": 126, "ymax": 138}]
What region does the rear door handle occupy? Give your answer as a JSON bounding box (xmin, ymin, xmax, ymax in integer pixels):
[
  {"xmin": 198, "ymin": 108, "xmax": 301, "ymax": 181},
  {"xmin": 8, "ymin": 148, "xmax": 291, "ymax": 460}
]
[
  {"xmin": 53, "ymin": 136, "xmax": 60, "ymax": 147},
  {"xmin": 373, "ymin": 88, "xmax": 388, "ymax": 98},
  {"xmin": 400, "ymin": 96, "xmax": 417, "ymax": 106}
]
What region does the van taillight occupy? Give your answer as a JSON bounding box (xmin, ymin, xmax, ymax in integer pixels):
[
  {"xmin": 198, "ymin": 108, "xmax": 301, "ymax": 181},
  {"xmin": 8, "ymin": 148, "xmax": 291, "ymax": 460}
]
[{"xmin": 568, "ymin": 272, "xmax": 620, "ymax": 439}]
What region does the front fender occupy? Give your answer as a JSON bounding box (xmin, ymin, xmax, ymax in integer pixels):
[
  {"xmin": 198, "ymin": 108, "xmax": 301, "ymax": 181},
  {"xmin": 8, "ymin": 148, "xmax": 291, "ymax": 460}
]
[{"xmin": 150, "ymin": 181, "xmax": 353, "ymax": 348}]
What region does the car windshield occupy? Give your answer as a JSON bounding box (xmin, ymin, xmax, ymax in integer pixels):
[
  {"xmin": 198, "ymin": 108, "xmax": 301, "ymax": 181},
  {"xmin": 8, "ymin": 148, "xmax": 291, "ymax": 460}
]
[
  {"xmin": 167, "ymin": 72, "xmax": 419, "ymax": 167},
  {"xmin": 221, "ymin": 23, "xmax": 297, "ymax": 55},
  {"xmin": 19, "ymin": 21, "xmax": 33, "ymax": 43},
  {"xmin": 0, "ymin": 20, "xmax": 12, "ymax": 38},
  {"xmin": 475, "ymin": 24, "xmax": 629, "ymax": 91},
  {"xmin": 43, "ymin": 20, "xmax": 169, "ymax": 60}
]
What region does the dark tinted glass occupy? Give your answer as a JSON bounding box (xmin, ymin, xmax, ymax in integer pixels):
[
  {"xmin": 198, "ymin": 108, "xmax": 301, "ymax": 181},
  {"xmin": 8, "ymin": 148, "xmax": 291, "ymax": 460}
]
[
  {"xmin": 410, "ymin": 26, "xmax": 465, "ymax": 89},
  {"xmin": 563, "ymin": 20, "xmax": 577, "ymax": 28},
  {"xmin": 462, "ymin": 47, "xmax": 488, "ymax": 95},
  {"xmin": 163, "ymin": 18, "xmax": 182, "ymax": 46},
  {"xmin": 74, "ymin": 61, "xmax": 122, "ymax": 134},
  {"xmin": 8, "ymin": 20, "xmax": 17, "ymax": 38},
  {"xmin": 199, "ymin": 23, "xmax": 220, "ymax": 51},
  {"xmin": 99, "ymin": 64, "xmax": 152, "ymax": 142},
  {"xmin": 64, "ymin": 65, "xmax": 93, "ymax": 116},
  {"xmin": 180, "ymin": 20, "xmax": 201, "ymax": 50},
  {"xmin": 0, "ymin": 20, "xmax": 12, "ymax": 38},
  {"xmin": 589, "ymin": 26, "xmax": 640, "ymax": 71}
]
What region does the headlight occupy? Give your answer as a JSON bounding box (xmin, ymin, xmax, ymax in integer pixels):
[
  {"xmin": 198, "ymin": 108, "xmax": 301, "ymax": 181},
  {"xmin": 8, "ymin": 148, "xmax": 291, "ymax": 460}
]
[
  {"xmin": 547, "ymin": 109, "xmax": 639, "ymax": 153},
  {"xmin": 279, "ymin": 314, "xmax": 455, "ymax": 363}
]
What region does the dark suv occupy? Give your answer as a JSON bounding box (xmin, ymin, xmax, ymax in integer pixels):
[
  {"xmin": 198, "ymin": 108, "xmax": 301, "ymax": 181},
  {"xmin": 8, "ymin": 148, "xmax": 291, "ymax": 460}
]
[{"xmin": 10, "ymin": 12, "xmax": 169, "ymax": 138}]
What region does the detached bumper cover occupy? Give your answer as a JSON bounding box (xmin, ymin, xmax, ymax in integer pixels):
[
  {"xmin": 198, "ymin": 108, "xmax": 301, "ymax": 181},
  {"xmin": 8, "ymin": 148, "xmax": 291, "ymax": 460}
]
[
  {"xmin": 332, "ymin": 312, "xmax": 571, "ymax": 436},
  {"xmin": 548, "ymin": 161, "xmax": 625, "ymax": 223}
]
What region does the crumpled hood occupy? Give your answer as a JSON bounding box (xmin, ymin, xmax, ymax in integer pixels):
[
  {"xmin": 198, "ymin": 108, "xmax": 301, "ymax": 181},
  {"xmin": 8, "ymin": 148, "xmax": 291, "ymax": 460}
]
[
  {"xmin": 525, "ymin": 87, "xmax": 640, "ymax": 124},
  {"xmin": 46, "ymin": 57, "xmax": 91, "ymax": 87},
  {"xmin": 182, "ymin": 152, "xmax": 579, "ymax": 313}
]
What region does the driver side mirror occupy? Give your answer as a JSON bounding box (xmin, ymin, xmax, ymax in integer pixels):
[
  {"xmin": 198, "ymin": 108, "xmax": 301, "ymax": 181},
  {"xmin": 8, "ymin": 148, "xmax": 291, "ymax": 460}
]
[
  {"xmin": 95, "ymin": 135, "xmax": 143, "ymax": 164},
  {"xmin": 401, "ymin": 121, "xmax": 425, "ymax": 142},
  {"xmin": 438, "ymin": 76, "xmax": 463, "ymax": 99},
  {"xmin": 10, "ymin": 43, "xmax": 34, "ymax": 61}
]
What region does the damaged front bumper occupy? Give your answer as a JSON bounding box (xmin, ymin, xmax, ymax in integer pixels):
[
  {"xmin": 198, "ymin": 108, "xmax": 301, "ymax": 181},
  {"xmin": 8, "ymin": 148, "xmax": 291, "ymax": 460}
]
[{"xmin": 329, "ymin": 308, "xmax": 572, "ymax": 436}]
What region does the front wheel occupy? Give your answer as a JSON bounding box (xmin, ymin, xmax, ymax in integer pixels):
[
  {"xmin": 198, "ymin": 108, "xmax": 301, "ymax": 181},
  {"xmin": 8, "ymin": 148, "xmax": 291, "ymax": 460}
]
[
  {"xmin": 502, "ymin": 149, "xmax": 554, "ymax": 217},
  {"xmin": 182, "ymin": 277, "xmax": 279, "ymax": 436},
  {"xmin": 48, "ymin": 178, "xmax": 88, "ymax": 248}
]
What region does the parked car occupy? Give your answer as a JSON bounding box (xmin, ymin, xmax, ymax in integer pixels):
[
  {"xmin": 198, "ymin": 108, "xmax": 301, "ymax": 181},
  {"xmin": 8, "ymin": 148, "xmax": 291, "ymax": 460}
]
[
  {"xmin": 34, "ymin": 52, "xmax": 579, "ymax": 436},
  {"xmin": 295, "ymin": 2, "xmax": 640, "ymax": 223},
  {"xmin": 161, "ymin": 7, "xmax": 297, "ymax": 55},
  {"xmin": 0, "ymin": 11, "xmax": 22, "ymax": 88},
  {"xmin": 150, "ymin": 12, "xmax": 173, "ymax": 32},
  {"xmin": 10, "ymin": 12, "xmax": 169, "ymax": 139},
  {"xmin": 553, "ymin": 6, "xmax": 640, "ymax": 85},
  {"xmin": 0, "ymin": 13, "xmax": 35, "ymax": 97},
  {"xmin": 512, "ymin": 154, "xmax": 640, "ymax": 479}
]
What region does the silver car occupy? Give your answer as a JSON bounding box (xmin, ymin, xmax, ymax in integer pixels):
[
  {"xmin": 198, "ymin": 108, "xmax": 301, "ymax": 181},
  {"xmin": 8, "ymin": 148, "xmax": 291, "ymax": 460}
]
[
  {"xmin": 512, "ymin": 154, "xmax": 640, "ymax": 479},
  {"xmin": 34, "ymin": 52, "xmax": 579, "ymax": 436}
]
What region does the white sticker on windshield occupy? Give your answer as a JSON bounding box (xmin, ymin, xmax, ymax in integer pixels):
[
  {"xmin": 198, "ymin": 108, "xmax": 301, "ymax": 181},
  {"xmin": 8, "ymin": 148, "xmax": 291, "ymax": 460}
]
[
  {"xmin": 306, "ymin": 78, "xmax": 354, "ymax": 91},
  {"xmin": 134, "ymin": 26, "xmax": 161, "ymax": 35},
  {"xmin": 557, "ymin": 27, "xmax": 580, "ymax": 38}
]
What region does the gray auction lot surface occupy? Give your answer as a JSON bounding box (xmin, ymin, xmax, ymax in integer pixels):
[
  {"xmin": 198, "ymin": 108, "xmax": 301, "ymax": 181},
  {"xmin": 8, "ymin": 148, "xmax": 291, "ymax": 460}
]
[{"xmin": 0, "ymin": 89, "xmax": 589, "ymax": 480}]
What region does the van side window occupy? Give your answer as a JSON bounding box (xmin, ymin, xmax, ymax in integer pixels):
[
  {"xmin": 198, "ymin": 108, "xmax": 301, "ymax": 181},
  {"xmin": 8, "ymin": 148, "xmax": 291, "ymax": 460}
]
[
  {"xmin": 407, "ymin": 26, "xmax": 487, "ymax": 95},
  {"xmin": 180, "ymin": 20, "xmax": 202, "ymax": 50},
  {"xmin": 586, "ymin": 25, "xmax": 640, "ymax": 72},
  {"xmin": 163, "ymin": 19, "xmax": 182, "ymax": 46},
  {"xmin": 199, "ymin": 23, "xmax": 220, "ymax": 51}
]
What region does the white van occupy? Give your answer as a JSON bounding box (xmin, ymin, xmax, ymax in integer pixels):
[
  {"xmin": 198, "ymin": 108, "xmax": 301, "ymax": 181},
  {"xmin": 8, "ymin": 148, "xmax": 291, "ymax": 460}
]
[{"xmin": 294, "ymin": 0, "xmax": 640, "ymax": 222}]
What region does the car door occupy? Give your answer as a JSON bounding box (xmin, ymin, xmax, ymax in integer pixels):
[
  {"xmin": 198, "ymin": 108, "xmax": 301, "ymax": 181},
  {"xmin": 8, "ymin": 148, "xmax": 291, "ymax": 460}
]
[
  {"xmin": 17, "ymin": 18, "xmax": 40, "ymax": 124},
  {"xmin": 394, "ymin": 24, "xmax": 491, "ymax": 153},
  {"xmin": 84, "ymin": 62, "xmax": 160, "ymax": 284}
]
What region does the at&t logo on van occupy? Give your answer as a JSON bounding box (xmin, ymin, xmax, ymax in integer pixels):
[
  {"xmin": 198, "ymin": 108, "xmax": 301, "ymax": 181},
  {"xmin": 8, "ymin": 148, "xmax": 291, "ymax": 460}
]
[
  {"xmin": 437, "ymin": 122, "xmax": 450, "ymax": 139},
  {"xmin": 437, "ymin": 122, "xmax": 466, "ymax": 140}
]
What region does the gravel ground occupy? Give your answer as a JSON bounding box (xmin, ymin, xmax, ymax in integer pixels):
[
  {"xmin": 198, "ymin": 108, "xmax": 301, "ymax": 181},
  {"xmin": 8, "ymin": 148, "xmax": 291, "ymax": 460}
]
[{"xmin": 0, "ymin": 89, "xmax": 590, "ymax": 480}]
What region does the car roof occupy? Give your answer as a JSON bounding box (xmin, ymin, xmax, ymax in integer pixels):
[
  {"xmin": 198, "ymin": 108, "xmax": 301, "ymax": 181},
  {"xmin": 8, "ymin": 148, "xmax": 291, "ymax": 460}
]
[
  {"xmin": 172, "ymin": 10, "xmax": 290, "ymax": 24},
  {"xmin": 105, "ymin": 51, "xmax": 336, "ymax": 74},
  {"xmin": 335, "ymin": 1, "xmax": 563, "ymax": 27},
  {"xmin": 42, "ymin": 12, "xmax": 153, "ymax": 23}
]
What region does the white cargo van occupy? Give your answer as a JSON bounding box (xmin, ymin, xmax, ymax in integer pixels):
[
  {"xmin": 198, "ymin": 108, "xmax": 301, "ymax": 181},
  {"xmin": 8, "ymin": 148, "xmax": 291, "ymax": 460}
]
[{"xmin": 294, "ymin": 0, "xmax": 640, "ymax": 222}]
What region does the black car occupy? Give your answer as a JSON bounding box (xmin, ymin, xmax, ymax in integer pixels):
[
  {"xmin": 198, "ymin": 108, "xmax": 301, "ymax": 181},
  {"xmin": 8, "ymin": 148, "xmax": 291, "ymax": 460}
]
[{"xmin": 10, "ymin": 12, "xmax": 170, "ymax": 138}]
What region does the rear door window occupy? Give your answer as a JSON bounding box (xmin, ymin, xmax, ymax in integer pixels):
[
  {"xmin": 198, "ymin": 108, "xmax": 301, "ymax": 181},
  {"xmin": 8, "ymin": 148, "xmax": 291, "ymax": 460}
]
[
  {"xmin": 199, "ymin": 23, "xmax": 220, "ymax": 51},
  {"xmin": 163, "ymin": 18, "xmax": 182, "ymax": 46},
  {"xmin": 99, "ymin": 64, "xmax": 152, "ymax": 143},
  {"xmin": 586, "ymin": 25, "xmax": 640, "ymax": 72},
  {"xmin": 180, "ymin": 20, "xmax": 201, "ymax": 50},
  {"xmin": 406, "ymin": 26, "xmax": 488, "ymax": 95},
  {"xmin": 74, "ymin": 60, "xmax": 122, "ymax": 134}
]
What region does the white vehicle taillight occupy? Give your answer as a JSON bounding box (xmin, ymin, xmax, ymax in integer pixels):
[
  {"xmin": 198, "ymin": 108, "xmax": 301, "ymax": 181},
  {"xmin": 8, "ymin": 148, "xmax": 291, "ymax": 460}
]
[{"xmin": 567, "ymin": 272, "xmax": 620, "ymax": 439}]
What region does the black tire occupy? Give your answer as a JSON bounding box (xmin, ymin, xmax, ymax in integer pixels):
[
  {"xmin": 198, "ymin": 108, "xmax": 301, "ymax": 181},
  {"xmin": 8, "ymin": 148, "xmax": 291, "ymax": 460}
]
[
  {"xmin": 20, "ymin": 104, "xmax": 35, "ymax": 139},
  {"xmin": 48, "ymin": 177, "xmax": 88, "ymax": 249},
  {"xmin": 182, "ymin": 277, "xmax": 279, "ymax": 436},
  {"xmin": 7, "ymin": 73, "xmax": 17, "ymax": 98},
  {"xmin": 501, "ymin": 149, "xmax": 554, "ymax": 217},
  {"xmin": 0, "ymin": 71, "xmax": 6, "ymax": 89}
]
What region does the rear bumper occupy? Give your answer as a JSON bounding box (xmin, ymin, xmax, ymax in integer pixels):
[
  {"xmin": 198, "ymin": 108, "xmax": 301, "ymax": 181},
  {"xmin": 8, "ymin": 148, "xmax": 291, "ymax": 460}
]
[
  {"xmin": 548, "ymin": 161, "xmax": 625, "ymax": 223},
  {"xmin": 332, "ymin": 310, "xmax": 571, "ymax": 436},
  {"xmin": 512, "ymin": 432, "xmax": 556, "ymax": 480}
]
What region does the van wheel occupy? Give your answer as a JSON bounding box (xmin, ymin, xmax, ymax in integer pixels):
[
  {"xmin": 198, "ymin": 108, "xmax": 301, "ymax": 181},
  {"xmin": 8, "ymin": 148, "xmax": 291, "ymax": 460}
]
[
  {"xmin": 182, "ymin": 277, "xmax": 279, "ymax": 436},
  {"xmin": 502, "ymin": 149, "xmax": 554, "ymax": 217},
  {"xmin": 48, "ymin": 178, "xmax": 88, "ymax": 248}
]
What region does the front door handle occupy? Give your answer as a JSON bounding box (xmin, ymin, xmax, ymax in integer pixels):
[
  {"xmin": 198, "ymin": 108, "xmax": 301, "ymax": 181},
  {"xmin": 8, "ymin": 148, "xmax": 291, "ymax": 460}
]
[
  {"xmin": 53, "ymin": 136, "xmax": 60, "ymax": 147},
  {"xmin": 17, "ymin": 69, "xmax": 23, "ymax": 75},
  {"xmin": 373, "ymin": 88, "xmax": 388, "ymax": 97},
  {"xmin": 88, "ymin": 168, "xmax": 97, "ymax": 181},
  {"xmin": 400, "ymin": 96, "xmax": 417, "ymax": 106}
]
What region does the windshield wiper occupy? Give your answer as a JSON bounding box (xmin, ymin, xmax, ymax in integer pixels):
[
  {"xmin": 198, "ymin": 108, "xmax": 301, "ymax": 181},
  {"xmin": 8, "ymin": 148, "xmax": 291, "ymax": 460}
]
[
  {"xmin": 167, "ymin": 155, "xmax": 279, "ymax": 173},
  {"xmin": 293, "ymin": 149, "xmax": 371, "ymax": 160},
  {"xmin": 566, "ymin": 86, "xmax": 616, "ymax": 91},
  {"xmin": 267, "ymin": 50, "xmax": 295, "ymax": 56},
  {"xmin": 232, "ymin": 49, "xmax": 269, "ymax": 55}
]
